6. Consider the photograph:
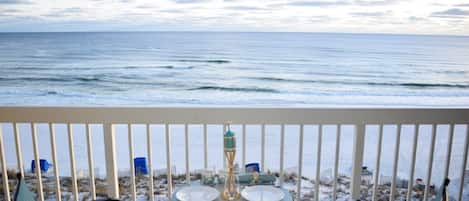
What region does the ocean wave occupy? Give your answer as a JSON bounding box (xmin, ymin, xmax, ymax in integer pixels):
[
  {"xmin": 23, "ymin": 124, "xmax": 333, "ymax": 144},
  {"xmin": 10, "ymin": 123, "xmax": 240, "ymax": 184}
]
[
  {"xmin": 124, "ymin": 65, "xmax": 176, "ymax": 69},
  {"xmin": 188, "ymin": 86, "xmax": 279, "ymax": 93},
  {"xmin": 176, "ymin": 59, "xmax": 230, "ymax": 64},
  {"xmin": 120, "ymin": 65, "xmax": 197, "ymax": 70},
  {"xmin": 19, "ymin": 77, "xmax": 73, "ymax": 82},
  {"xmin": 3, "ymin": 65, "xmax": 185, "ymax": 70},
  {"xmin": 0, "ymin": 74, "xmax": 187, "ymax": 89},
  {"xmin": 2, "ymin": 66, "xmax": 53, "ymax": 70},
  {"xmin": 250, "ymin": 77, "xmax": 469, "ymax": 89},
  {"xmin": 0, "ymin": 76, "xmax": 104, "ymax": 83},
  {"xmin": 75, "ymin": 77, "xmax": 101, "ymax": 82},
  {"xmin": 384, "ymin": 83, "xmax": 469, "ymax": 88}
]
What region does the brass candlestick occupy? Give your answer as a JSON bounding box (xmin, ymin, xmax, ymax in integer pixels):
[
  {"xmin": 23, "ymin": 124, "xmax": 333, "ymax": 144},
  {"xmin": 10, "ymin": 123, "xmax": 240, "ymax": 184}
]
[{"xmin": 222, "ymin": 125, "xmax": 240, "ymax": 200}]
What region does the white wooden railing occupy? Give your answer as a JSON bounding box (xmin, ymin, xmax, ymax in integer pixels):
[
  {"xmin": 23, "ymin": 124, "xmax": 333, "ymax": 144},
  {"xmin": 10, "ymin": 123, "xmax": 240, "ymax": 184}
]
[{"xmin": 0, "ymin": 107, "xmax": 469, "ymax": 201}]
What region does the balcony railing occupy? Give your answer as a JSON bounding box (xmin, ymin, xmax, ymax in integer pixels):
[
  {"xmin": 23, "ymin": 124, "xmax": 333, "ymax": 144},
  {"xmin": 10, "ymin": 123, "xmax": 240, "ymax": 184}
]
[{"xmin": 0, "ymin": 107, "xmax": 468, "ymax": 201}]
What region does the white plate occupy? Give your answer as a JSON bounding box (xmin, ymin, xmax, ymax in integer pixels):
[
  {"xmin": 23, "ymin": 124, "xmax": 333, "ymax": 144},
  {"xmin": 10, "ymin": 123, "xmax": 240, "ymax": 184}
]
[
  {"xmin": 176, "ymin": 186, "xmax": 219, "ymax": 201},
  {"xmin": 241, "ymin": 186, "xmax": 285, "ymax": 201}
]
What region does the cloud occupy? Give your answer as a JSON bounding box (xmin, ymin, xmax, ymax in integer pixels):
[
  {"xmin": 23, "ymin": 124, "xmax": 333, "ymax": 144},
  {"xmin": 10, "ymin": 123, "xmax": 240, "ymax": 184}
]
[
  {"xmin": 158, "ymin": 9, "xmax": 186, "ymax": 13},
  {"xmin": 42, "ymin": 7, "xmax": 84, "ymax": 18},
  {"xmin": 350, "ymin": 11, "xmax": 391, "ymax": 17},
  {"xmin": 431, "ymin": 8, "xmax": 469, "ymax": 18},
  {"xmin": 408, "ymin": 16, "xmax": 426, "ymax": 22},
  {"xmin": 0, "ymin": 0, "xmax": 468, "ymax": 35},
  {"xmin": 354, "ymin": 0, "xmax": 399, "ymax": 6},
  {"xmin": 310, "ymin": 15, "xmax": 333, "ymax": 22},
  {"xmin": 224, "ymin": 6, "xmax": 269, "ymax": 11},
  {"xmin": 136, "ymin": 4, "xmax": 156, "ymax": 9},
  {"xmin": 286, "ymin": 1, "xmax": 350, "ymax": 7},
  {"xmin": 284, "ymin": 0, "xmax": 399, "ymax": 7},
  {"xmin": 0, "ymin": 0, "xmax": 31, "ymax": 4},
  {"xmin": 171, "ymin": 0, "xmax": 209, "ymax": 3},
  {"xmin": 0, "ymin": 8, "xmax": 20, "ymax": 13}
]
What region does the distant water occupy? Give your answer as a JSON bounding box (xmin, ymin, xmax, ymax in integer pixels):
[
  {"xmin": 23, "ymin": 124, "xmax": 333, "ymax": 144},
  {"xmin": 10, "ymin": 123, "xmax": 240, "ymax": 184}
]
[{"xmin": 1, "ymin": 32, "xmax": 469, "ymax": 106}]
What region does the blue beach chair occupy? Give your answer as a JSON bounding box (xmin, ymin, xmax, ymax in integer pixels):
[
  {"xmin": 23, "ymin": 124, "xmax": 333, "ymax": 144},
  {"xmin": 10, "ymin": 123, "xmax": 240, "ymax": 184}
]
[
  {"xmin": 134, "ymin": 157, "xmax": 148, "ymax": 175},
  {"xmin": 31, "ymin": 159, "xmax": 50, "ymax": 173},
  {"xmin": 245, "ymin": 163, "xmax": 260, "ymax": 173}
]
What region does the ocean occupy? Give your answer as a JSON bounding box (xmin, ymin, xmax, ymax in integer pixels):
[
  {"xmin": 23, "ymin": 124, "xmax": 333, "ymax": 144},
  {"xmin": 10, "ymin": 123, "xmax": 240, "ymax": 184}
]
[
  {"xmin": 0, "ymin": 32, "xmax": 469, "ymax": 106},
  {"xmin": 1, "ymin": 32, "xmax": 469, "ymax": 193}
]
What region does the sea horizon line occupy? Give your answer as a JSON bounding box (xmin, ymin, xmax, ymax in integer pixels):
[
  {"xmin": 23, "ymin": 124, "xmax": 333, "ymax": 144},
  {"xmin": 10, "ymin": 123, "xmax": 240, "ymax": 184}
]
[{"xmin": 0, "ymin": 30, "xmax": 468, "ymax": 38}]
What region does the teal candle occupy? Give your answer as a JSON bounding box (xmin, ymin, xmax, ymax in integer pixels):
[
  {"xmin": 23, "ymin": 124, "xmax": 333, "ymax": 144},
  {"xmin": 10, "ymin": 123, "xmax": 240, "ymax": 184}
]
[{"xmin": 224, "ymin": 130, "xmax": 236, "ymax": 151}]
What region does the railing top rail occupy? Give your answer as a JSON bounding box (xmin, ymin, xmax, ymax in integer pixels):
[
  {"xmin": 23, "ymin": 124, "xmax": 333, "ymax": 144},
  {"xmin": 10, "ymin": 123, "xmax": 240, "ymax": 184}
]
[{"xmin": 1, "ymin": 107, "xmax": 468, "ymax": 124}]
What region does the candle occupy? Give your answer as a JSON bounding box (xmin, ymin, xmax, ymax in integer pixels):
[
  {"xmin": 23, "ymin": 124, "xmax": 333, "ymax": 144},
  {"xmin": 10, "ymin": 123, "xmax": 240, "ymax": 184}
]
[
  {"xmin": 223, "ymin": 128, "xmax": 240, "ymax": 200},
  {"xmin": 224, "ymin": 129, "xmax": 236, "ymax": 152}
]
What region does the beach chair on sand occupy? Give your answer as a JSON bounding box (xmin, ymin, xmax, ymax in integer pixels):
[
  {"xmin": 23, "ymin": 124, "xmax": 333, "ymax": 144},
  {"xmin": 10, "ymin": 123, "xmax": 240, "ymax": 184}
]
[{"xmin": 14, "ymin": 173, "xmax": 35, "ymax": 201}]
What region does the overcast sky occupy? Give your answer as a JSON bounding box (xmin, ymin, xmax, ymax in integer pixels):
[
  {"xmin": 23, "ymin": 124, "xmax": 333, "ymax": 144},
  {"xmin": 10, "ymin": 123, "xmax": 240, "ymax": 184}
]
[{"xmin": 0, "ymin": 0, "xmax": 468, "ymax": 35}]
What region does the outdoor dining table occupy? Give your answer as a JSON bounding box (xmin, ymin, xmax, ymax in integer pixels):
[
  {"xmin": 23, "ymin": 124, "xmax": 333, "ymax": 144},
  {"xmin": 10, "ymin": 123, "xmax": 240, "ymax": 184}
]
[{"xmin": 172, "ymin": 180, "xmax": 294, "ymax": 201}]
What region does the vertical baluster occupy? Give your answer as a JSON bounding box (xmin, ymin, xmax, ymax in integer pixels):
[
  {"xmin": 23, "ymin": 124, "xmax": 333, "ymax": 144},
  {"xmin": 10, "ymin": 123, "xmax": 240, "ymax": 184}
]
[
  {"xmin": 390, "ymin": 124, "xmax": 402, "ymax": 201},
  {"xmin": 406, "ymin": 124, "xmax": 419, "ymax": 201},
  {"xmin": 351, "ymin": 124, "xmax": 366, "ymax": 200},
  {"xmin": 423, "ymin": 124, "xmax": 437, "ymax": 201},
  {"xmin": 457, "ymin": 125, "xmax": 469, "ymax": 201},
  {"xmin": 444, "ymin": 124, "xmax": 454, "ymax": 178},
  {"xmin": 185, "ymin": 124, "xmax": 190, "ymax": 184},
  {"xmin": 204, "ymin": 124, "xmax": 208, "ymax": 170},
  {"xmin": 242, "ymin": 124, "xmax": 246, "ymax": 172},
  {"xmin": 128, "ymin": 124, "xmax": 136, "ymax": 201},
  {"xmin": 372, "ymin": 125, "xmax": 383, "ymax": 201},
  {"xmin": 165, "ymin": 124, "xmax": 173, "ymax": 198},
  {"xmin": 103, "ymin": 123, "xmax": 119, "ymax": 199},
  {"xmin": 332, "ymin": 125, "xmax": 341, "ymax": 201},
  {"xmin": 49, "ymin": 123, "xmax": 61, "ymax": 201},
  {"xmin": 279, "ymin": 124, "xmax": 285, "ymax": 187},
  {"xmin": 67, "ymin": 123, "xmax": 78, "ymax": 201},
  {"xmin": 146, "ymin": 124, "xmax": 154, "ymax": 201},
  {"xmin": 85, "ymin": 124, "xmax": 96, "ymax": 201},
  {"xmin": 0, "ymin": 124, "xmax": 11, "ymax": 201},
  {"xmin": 314, "ymin": 125, "xmax": 322, "ymax": 201},
  {"xmin": 31, "ymin": 123, "xmax": 44, "ymax": 201},
  {"xmin": 296, "ymin": 125, "xmax": 304, "ymax": 200},
  {"xmin": 261, "ymin": 124, "xmax": 265, "ymax": 172},
  {"xmin": 13, "ymin": 123, "xmax": 24, "ymax": 176},
  {"xmin": 223, "ymin": 124, "xmax": 227, "ymax": 169}
]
